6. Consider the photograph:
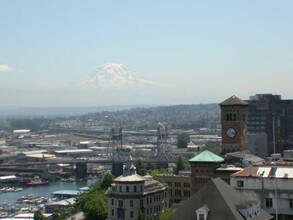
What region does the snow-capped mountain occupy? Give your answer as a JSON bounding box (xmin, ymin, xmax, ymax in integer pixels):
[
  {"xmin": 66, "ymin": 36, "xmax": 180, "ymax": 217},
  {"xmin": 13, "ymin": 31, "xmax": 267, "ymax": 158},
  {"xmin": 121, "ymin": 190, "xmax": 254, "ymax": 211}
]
[{"xmin": 79, "ymin": 63, "xmax": 158, "ymax": 90}]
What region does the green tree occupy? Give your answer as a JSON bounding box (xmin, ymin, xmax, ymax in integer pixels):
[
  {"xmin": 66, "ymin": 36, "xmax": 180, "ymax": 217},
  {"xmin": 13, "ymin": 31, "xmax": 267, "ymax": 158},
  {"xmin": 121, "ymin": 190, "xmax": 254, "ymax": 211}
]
[
  {"xmin": 54, "ymin": 205, "xmax": 77, "ymax": 220},
  {"xmin": 81, "ymin": 190, "xmax": 108, "ymax": 220},
  {"xmin": 135, "ymin": 160, "xmax": 147, "ymax": 176},
  {"xmin": 177, "ymin": 133, "xmax": 190, "ymax": 148},
  {"xmin": 100, "ymin": 172, "xmax": 114, "ymax": 190},
  {"xmin": 202, "ymin": 141, "xmax": 222, "ymax": 155},
  {"xmin": 76, "ymin": 174, "xmax": 114, "ymax": 220},
  {"xmin": 33, "ymin": 210, "xmax": 47, "ymax": 220},
  {"xmin": 173, "ymin": 156, "xmax": 186, "ymax": 175},
  {"xmin": 149, "ymin": 168, "xmax": 169, "ymax": 182},
  {"xmin": 159, "ymin": 208, "xmax": 173, "ymax": 220}
]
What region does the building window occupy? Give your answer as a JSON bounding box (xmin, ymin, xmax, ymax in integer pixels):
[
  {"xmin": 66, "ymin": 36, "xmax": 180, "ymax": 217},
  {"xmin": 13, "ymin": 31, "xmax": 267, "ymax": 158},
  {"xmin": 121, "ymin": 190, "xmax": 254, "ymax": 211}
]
[
  {"xmin": 111, "ymin": 209, "xmax": 114, "ymax": 216},
  {"xmin": 237, "ymin": 180, "xmax": 244, "ymax": 187},
  {"xmin": 126, "ymin": 186, "xmax": 129, "ymax": 192},
  {"xmin": 111, "ymin": 198, "xmax": 114, "ymax": 205},
  {"xmin": 175, "ymin": 189, "xmax": 181, "ymax": 196},
  {"xmin": 175, "ymin": 182, "xmax": 181, "ymax": 187},
  {"xmin": 233, "ymin": 113, "xmax": 237, "ymax": 121},
  {"xmin": 134, "ymin": 186, "xmax": 137, "ymax": 192},
  {"xmin": 130, "ymin": 211, "xmax": 133, "ymax": 218},
  {"xmin": 119, "ymin": 200, "xmax": 123, "ymax": 207},
  {"xmin": 266, "ymin": 198, "xmax": 273, "ymax": 208},
  {"xmin": 140, "ymin": 199, "xmax": 144, "ymax": 207},
  {"xmin": 118, "ymin": 209, "xmax": 125, "ymax": 219},
  {"xmin": 184, "ymin": 190, "xmax": 190, "ymax": 197},
  {"xmin": 199, "ymin": 213, "xmax": 205, "ymax": 220},
  {"xmin": 119, "ymin": 186, "xmax": 122, "ymax": 192},
  {"xmin": 140, "ymin": 185, "xmax": 142, "ymax": 191},
  {"xmin": 130, "ymin": 200, "xmax": 133, "ymax": 207},
  {"xmin": 226, "ymin": 113, "xmax": 237, "ymax": 121},
  {"xmin": 183, "ymin": 182, "xmax": 190, "ymax": 188},
  {"xmin": 290, "ymin": 199, "xmax": 293, "ymax": 208}
]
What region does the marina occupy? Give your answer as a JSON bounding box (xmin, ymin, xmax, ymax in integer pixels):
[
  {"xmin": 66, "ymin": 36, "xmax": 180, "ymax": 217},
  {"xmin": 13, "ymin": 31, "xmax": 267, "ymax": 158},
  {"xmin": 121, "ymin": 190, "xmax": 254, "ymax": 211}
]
[{"xmin": 0, "ymin": 178, "xmax": 99, "ymax": 218}]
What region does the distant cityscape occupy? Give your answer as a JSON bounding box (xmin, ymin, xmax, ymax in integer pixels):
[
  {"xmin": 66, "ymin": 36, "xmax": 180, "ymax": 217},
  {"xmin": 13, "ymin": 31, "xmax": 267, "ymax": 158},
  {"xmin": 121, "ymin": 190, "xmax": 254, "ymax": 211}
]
[{"xmin": 0, "ymin": 93, "xmax": 293, "ymax": 219}]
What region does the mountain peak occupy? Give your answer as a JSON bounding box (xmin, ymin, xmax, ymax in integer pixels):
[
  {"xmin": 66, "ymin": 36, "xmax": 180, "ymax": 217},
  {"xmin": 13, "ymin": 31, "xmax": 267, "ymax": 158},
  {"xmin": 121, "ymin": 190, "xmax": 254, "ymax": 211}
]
[{"xmin": 79, "ymin": 63, "xmax": 156, "ymax": 90}]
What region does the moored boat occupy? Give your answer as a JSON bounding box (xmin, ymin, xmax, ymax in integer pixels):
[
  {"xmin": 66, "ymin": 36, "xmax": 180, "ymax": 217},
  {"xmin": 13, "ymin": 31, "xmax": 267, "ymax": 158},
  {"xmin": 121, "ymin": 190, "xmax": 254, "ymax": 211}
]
[
  {"xmin": 0, "ymin": 187, "xmax": 22, "ymax": 193},
  {"xmin": 26, "ymin": 177, "xmax": 49, "ymax": 187}
]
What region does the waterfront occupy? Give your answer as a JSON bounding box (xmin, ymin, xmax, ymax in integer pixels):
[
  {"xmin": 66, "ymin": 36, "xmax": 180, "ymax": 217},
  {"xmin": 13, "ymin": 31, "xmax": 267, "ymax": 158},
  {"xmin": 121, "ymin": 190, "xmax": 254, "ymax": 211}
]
[{"xmin": 0, "ymin": 178, "xmax": 99, "ymax": 204}]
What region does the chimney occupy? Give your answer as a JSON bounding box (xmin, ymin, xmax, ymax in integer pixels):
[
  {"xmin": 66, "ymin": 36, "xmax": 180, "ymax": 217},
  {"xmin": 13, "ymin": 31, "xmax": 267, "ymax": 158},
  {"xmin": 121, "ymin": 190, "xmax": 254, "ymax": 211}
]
[{"xmin": 248, "ymin": 161, "xmax": 253, "ymax": 177}]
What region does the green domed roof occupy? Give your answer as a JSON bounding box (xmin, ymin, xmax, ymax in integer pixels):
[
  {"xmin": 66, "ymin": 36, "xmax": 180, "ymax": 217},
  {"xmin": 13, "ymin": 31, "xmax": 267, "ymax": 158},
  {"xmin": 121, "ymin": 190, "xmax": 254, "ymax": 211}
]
[{"xmin": 189, "ymin": 150, "xmax": 224, "ymax": 163}]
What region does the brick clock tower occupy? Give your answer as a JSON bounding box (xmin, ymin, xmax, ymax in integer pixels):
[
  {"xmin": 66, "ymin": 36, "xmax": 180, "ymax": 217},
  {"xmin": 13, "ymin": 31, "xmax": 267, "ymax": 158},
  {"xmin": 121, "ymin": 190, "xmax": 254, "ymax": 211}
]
[{"xmin": 219, "ymin": 95, "xmax": 249, "ymax": 153}]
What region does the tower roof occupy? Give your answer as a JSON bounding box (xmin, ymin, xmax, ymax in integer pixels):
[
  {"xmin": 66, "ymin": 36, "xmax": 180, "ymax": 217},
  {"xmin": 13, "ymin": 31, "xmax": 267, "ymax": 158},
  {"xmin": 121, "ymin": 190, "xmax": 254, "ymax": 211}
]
[
  {"xmin": 219, "ymin": 95, "xmax": 248, "ymax": 106},
  {"xmin": 189, "ymin": 150, "xmax": 224, "ymax": 163},
  {"xmin": 114, "ymin": 159, "xmax": 145, "ymax": 182}
]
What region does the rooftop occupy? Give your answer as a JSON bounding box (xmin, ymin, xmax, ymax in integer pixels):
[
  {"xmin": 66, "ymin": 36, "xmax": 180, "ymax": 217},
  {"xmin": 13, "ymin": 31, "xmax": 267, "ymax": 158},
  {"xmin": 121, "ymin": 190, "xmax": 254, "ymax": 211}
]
[
  {"xmin": 219, "ymin": 95, "xmax": 248, "ymax": 106},
  {"xmin": 189, "ymin": 150, "xmax": 224, "ymax": 163},
  {"xmin": 170, "ymin": 178, "xmax": 272, "ymax": 220},
  {"xmin": 114, "ymin": 159, "xmax": 145, "ymax": 183},
  {"xmin": 52, "ymin": 190, "xmax": 80, "ymax": 196},
  {"xmin": 232, "ymin": 166, "xmax": 293, "ymax": 179},
  {"xmin": 55, "ymin": 149, "xmax": 93, "ymax": 153}
]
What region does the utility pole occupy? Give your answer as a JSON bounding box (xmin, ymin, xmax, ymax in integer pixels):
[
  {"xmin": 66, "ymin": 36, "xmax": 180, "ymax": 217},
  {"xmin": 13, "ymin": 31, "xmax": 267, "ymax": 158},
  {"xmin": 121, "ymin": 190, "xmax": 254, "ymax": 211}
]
[{"xmin": 272, "ymin": 113, "xmax": 278, "ymax": 220}]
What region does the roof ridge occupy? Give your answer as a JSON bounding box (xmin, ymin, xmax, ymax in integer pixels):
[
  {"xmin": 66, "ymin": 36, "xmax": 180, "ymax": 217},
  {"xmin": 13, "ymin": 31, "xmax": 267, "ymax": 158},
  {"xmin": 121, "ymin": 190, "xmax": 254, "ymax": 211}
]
[
  {"xmin": 220, "ymin": 95, "xmax": 248, "ymax": 106},
  {"xmin": 189, "ymin": 150, "xmax": 224, "ymax": 163}
]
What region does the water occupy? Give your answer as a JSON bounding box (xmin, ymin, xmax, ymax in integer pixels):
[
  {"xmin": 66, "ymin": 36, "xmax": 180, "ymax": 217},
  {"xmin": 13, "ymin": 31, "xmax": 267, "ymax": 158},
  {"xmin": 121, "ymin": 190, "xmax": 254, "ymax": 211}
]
[{"xmin": 0, "ymin": 178, "xmax": 99, "ymax": 204}]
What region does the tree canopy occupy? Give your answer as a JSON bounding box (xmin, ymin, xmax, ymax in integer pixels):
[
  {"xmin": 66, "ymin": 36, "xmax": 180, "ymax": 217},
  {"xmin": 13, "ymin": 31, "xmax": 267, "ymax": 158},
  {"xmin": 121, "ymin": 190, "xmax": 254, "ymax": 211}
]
[
  {"xmin": 149, "ymin": 168, "xmax": 169, "ymax": 182},
  {"xmin": 173, "ymin": 156, "xmax": 186, "ymax": 175},
  {"xmin": 100, "ymin": 172, "xmax": 115, "ymax": 190},
  {"xmin": 77, "ymin": 173, "xmax": 114, "ymax": 220},
  {"xmin": 135, "ymin": 160, "xmax": 147, "ymax": 176},
  {"xmin": 33, "ymin": 210, "xmax": 47, "ymax": 220},
  {"xmin": 159, "ymin": 208, "xmax": 173, "ymax": 220},
  {"xmin": 201, "ymin": 141, "xmax": 222, "ymax": 155},
  {"xmin": 177, "ymin": 133, "xmax": 190, "ymax": 148}
]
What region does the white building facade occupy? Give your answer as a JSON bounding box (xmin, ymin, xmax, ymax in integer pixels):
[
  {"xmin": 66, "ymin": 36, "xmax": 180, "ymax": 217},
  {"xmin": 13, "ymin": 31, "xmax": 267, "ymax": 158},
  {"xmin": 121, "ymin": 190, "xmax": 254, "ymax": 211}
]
[
  {"xmin": 107, "ymin": 161, "xmax": 169, "ymax": 220},
  {"xmin": 230, "ymin": 166, "xmax": 293, "ymax": 219}
]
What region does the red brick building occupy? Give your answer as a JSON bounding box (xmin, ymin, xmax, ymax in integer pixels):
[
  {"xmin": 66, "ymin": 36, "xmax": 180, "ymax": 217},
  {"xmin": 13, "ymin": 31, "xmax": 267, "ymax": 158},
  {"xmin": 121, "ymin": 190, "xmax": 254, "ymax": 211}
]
[
  {"xmin": 189, "ymin": 150, "xmax": 224, "ymax": 194},
  {"xmin": 220, "ymin": 95, "xmax": 249, "ymax": 153}
]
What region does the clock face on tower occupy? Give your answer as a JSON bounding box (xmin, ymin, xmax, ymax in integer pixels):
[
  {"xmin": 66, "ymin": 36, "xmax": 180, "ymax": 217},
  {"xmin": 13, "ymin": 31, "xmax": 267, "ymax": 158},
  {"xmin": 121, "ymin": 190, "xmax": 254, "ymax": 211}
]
[{"xmin": 227, "ymin": 128, "xmax": 236, "ymax": 138}]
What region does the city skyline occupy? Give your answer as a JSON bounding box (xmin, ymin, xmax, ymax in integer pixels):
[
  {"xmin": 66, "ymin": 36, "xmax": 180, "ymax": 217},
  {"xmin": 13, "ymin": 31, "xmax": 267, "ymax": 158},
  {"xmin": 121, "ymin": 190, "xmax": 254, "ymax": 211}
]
[{"xmin": 1, "ymin": 1, "xmax": 293, "ymax": 107}]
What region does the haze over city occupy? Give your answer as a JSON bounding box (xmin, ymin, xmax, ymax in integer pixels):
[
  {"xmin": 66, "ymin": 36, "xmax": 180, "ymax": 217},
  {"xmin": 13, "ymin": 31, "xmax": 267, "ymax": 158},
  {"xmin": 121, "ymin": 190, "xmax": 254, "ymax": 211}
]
[{"xmin": 1, "ymin": 0, "xmax": 293, "ymax": 107}]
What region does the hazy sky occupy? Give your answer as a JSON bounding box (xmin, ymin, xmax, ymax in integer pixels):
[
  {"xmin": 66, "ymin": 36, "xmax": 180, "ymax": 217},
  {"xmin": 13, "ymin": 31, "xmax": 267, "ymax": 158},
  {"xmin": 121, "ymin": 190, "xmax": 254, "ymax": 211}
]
[{"xmin": 1, "ymin": 0, "xmax": 293, "ymax": 107}]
